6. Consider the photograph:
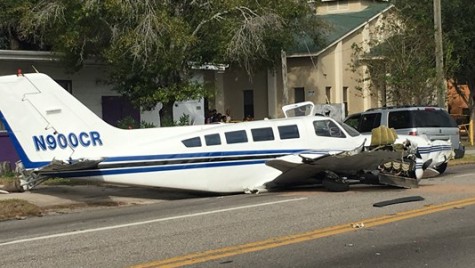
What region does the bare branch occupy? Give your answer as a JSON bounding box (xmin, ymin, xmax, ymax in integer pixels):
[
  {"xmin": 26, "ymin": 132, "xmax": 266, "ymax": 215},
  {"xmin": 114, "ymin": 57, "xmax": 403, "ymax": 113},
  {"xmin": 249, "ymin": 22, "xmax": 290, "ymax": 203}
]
[
  {"xmin": 226, "ymin": 8, "xmax": 284, "ymax": 72},
  {"xmin": 21, "ymin": 1, "xmax": 65, "ymax": 38}
]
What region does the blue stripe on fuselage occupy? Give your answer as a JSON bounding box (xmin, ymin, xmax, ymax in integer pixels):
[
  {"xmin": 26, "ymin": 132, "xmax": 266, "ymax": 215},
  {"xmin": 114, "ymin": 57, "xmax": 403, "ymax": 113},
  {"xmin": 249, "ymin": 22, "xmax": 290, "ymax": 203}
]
[
  {"xmin": 42, "ymin": 159, "xmax": 267, "ymax": 178},
  {"xmin": 0, "ymin": 111, "xmax": 319, "ymax": 170}
]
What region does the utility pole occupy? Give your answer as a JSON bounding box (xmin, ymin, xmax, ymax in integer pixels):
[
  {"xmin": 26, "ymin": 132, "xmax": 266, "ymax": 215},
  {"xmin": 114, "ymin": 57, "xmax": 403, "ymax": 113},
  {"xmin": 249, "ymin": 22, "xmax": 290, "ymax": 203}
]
[{"xmin": 434, "ymin": 0, "xmax": 445, "ymax": 107}]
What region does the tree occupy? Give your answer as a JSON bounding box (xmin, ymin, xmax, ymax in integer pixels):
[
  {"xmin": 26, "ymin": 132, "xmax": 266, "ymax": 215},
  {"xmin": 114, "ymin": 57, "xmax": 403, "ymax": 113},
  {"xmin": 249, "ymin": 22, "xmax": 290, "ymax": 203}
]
[
  {"xmin": 441, "ymin": 0, "xmax": 475, "ymax": 143},
  {"xmin": 0, "ymin": 0, "xmax": 44, "ymax": 50},
  {"xmin": 352, "ymin": 0, "xmax": 471, "ymax": 107},
  {"xmin": 5, "ymin": 0, "xmax": 322, "ymax": 123},
  {"xmin": 350, "ymin": 1, "xmax": 459, "ymax": 106},
  {"xmin": 442, "ymin": 0, "xmax": 475, "ymax": 102}
]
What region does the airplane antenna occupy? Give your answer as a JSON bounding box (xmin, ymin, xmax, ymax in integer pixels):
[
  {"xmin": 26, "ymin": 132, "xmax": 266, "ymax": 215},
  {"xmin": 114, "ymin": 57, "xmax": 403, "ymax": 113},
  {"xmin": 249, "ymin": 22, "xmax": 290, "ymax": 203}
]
[{"xmin": 32, "ymin": 65, "xmax": 40, "ymax": 73}]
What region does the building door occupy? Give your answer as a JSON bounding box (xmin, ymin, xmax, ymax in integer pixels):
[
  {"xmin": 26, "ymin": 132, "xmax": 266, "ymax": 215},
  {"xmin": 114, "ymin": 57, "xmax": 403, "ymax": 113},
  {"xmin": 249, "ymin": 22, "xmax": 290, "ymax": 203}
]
[
  {"xmin": 243, "ymin": 90, "xmax": 254, "ymax": 119},
  {"xmin": 294, "ymin": 87, "xmax": 305, "ymax": 103},
  {"xmin": 102, "ymin": 96, "xmax": 140, "ymax": 128}
]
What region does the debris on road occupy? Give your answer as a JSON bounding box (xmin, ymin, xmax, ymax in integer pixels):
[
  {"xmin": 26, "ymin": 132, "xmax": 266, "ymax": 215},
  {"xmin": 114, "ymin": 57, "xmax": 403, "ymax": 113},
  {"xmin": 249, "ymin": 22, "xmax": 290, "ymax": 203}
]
[{"xmin": 373, "ymin": 196, "xmax": 425, "ymax": 207}]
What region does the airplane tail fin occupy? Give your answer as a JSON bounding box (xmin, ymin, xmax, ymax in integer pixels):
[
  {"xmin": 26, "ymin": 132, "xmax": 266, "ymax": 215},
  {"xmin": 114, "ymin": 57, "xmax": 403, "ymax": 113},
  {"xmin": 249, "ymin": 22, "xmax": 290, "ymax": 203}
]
[{"xmin": 0, "ymin": 73, "xmax": 115, "ymax": 169}]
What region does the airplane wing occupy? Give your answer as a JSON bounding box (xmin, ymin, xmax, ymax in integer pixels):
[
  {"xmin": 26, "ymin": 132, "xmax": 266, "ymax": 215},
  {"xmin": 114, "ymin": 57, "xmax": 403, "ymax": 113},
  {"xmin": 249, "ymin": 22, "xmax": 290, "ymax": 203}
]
[{"xmin": 266, "ymin": 150, "xmax": 403, "ymax": 186}]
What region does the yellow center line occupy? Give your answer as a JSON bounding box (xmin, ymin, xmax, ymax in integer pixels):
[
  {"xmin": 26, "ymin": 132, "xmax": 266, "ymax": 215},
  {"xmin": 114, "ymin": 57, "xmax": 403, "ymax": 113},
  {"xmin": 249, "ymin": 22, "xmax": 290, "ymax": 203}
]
[{"xmin": 131, "ymin": 196, "xmax": 475, "ymax": 268}]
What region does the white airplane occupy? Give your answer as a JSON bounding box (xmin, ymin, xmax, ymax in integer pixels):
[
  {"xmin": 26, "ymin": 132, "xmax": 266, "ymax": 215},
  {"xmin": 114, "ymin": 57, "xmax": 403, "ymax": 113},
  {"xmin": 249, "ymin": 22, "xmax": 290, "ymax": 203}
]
[{"xmin": 0, "ymin": 73, "xmax": 454, "ymax": 193}]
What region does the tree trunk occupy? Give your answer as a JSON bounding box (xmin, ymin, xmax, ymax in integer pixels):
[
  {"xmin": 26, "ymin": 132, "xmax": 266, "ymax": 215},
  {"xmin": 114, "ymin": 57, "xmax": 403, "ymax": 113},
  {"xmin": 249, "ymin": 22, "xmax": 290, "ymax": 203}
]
[{"xmin": 467, "ymin": 79, "xmax": 475, "ymax": 145}]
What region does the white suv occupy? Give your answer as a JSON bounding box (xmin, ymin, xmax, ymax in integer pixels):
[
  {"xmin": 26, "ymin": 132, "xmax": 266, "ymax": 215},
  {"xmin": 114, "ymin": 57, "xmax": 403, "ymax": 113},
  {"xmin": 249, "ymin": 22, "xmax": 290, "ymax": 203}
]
[{"xmin": 344, "ymin": 106, "xmax": 465, "ymax": 159}]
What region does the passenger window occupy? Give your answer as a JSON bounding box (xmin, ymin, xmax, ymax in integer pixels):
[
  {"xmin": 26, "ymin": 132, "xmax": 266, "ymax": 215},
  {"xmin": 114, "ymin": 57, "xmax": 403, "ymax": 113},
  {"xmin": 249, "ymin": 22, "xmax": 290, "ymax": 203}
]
[
  {"xmin": 278, "ymin": 125, "xmax": 300, "ymax": 139},
  {"xmin": 225, "ymin": 130, "xmax": 248, "ymax": 144},
  {"xmin": 205, "ymin": 134, "xmax": 221, "ymax": 146},
  {"xmin": 359, "ymin": 113, "xmax": 381, "ymax": 132},
  {"xmin": 182, "ymin": 137, "xmax": 202, "ymax": 147},
  {"xmin": 313, "ymin": 120, "xmax": 346, "ymax": 138},
  {"xmin": 251, "ymin": 127, "xmax": 274, "ymax": 142}
]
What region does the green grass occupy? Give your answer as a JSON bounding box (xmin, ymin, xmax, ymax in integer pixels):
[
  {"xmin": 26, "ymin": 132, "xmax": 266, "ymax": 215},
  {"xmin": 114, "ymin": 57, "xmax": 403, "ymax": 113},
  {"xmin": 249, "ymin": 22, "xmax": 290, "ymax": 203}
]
[
  {"xmin": 0, "ymin": 176, "xmax": 16, "ymax": 184},
  {"xmin": 449, "ymin": 154, "xmax": 475, "ymax": 166},
  {"xmin": 42, "ymin": 178, "xmax": 100, "ymax": 186}
]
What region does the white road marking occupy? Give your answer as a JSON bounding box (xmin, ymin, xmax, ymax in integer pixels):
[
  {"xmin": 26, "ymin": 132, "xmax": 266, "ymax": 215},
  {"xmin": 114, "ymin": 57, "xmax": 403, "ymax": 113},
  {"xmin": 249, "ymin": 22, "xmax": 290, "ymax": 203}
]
[
  {"xmin": 454, "ymin": 173, "xmax": 475, "ymax": 178},
  {"xmin": 0, "ymin": 197, "xmax": 307, "ymax": 247}
]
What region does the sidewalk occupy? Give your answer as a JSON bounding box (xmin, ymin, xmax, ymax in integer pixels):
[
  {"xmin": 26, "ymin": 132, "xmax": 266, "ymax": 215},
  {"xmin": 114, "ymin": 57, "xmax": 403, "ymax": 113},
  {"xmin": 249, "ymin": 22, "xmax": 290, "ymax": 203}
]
[{"xmin": 0, "ymin": 184, "xmax": 202, "ymax": 209}]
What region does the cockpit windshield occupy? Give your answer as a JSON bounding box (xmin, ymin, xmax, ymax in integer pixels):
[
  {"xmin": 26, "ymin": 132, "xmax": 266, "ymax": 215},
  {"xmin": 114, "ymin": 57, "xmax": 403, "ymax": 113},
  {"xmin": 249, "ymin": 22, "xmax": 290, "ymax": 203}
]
[{"xmin": 340, "ymin": 122, "xmax": 360, "ymax": 137}]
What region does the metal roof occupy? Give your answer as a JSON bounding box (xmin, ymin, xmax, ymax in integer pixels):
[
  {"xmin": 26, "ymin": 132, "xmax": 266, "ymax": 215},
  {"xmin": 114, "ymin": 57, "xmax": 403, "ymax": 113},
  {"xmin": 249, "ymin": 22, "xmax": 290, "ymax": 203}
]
[{"xmin": 287, "ymin": 2, "xmax": 393, "ymax": 58}]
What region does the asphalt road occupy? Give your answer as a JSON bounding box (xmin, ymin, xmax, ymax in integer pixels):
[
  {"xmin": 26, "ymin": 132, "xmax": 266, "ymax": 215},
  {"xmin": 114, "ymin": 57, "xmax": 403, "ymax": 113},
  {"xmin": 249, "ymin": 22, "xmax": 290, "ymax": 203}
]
[{"xmin": 1, "ymin": 164, "xmax": 475, "ymax": 268}]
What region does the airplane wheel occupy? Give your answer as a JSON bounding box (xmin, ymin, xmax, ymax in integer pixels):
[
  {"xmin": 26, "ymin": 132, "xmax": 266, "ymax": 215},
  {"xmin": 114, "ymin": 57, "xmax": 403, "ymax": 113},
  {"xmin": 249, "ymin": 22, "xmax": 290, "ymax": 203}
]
[
  {"xmin": 322, "ymin": 175, "xmax": 350, "ymax": 192},
  {"xmin": 435, "ymin": 162, "xmax": 447, "ymax": 174}
]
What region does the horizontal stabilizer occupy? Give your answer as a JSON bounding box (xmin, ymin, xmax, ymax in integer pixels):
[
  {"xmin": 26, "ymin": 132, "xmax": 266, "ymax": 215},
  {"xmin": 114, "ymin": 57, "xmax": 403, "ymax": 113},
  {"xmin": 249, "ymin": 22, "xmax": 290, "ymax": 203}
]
[{"xmin": 38, "ymin": 159, "xmax": 102, "ymax": 174}]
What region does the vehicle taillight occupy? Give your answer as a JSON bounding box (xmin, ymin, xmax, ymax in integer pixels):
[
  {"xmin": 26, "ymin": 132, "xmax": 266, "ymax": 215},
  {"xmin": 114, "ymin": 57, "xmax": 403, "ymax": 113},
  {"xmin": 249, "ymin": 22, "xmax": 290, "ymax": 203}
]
[{"xmin": 409, "ymin": 131, "xmax": 417, "ymax": 136}]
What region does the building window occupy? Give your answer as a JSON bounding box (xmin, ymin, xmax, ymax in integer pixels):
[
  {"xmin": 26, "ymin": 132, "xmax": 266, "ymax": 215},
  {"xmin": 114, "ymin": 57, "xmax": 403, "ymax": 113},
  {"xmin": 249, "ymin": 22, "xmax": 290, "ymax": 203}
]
[
  {"xmin": 0, "ymin": 121, "xmax": 5, "ymax": 132},
  {"xmin": 326, "ymin": 0, "xmax": 348, "ymax": 11},
  {"xmin": 327, "ymin": 2, "xmax": 337, "ymax": 11},
  {"xmin": 325, "ymin": 86, "xmax": 332, "ymax": 103},
  {"xmin": 294, "ymin": 87, "xmax": 305, "ymax": 103},
  {"xmin": 243, "ymin": 90, "xmax": 254, "ymax": 119},
  {"xmin": 339, "ymin": 0, "xmax": 349, "ymax": 9},
  {"xmin": 56, "ymin": 80, "xmax": 73, "ymax": 94},
  {"xmin": 278, "ymin": 125, "xmax": 300, "ymax": 140},
  {"xmin": 343, "ymin": 86, "xmax": 348, "ymax": 116},
  {"xmin": 251, "ymin": 127, "xmax": 274, "ymax": 142}
]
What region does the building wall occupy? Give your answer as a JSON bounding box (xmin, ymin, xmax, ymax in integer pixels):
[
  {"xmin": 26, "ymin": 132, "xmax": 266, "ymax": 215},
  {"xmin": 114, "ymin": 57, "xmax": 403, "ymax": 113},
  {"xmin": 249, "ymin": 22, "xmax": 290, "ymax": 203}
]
[
  {"xmin": 286, "ymin": 57, "xmax": 319, "ymax": 104},
  {"xmin": 222, "ymin": 66, "xmax": 269, "ymax": 120},
  {"xmin": 219, "ymin": 20, "xmax": 384, "ymax": 121},
  {"xmin": 341, "ymin": 29, "xmax": 367, "ymax": 114},
  {"xmin": 284, "ymin": 30, "xmax": 371, "ymax": 117},
  {"xmin": 0, "ymin": 62, "xmax": 117, "ymax": 117}
]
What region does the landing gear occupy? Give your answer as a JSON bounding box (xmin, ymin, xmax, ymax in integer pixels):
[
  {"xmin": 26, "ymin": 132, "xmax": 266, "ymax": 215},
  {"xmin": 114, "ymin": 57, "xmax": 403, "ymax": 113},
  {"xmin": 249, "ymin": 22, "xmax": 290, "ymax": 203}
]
[
  {"xmin": 322, "ymin": 171, "xmax": 350, "ymax": 192},
  {"xmin": 435, "ymin": 162, "xmax": 448, "ymax": 174}
]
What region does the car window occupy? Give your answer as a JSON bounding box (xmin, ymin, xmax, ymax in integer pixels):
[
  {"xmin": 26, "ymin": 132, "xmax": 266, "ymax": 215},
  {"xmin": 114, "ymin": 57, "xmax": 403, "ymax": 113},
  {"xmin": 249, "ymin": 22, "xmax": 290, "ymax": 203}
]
[
  {"xmin": 388, "ymin": 109, "xmax": 457, "ymax": 128},
  {"xmin": 388, "ymin": 111, "xmax": 412, "ymax": 129},
  {"xmin": 344, "ymin": 114, "xmax": 360, "ymax": 129},
  {"xmin": 359, "ymin": 113, "xmax": 381, "ymax": 133},
  {"xmin": 413, "ymin": 109, "xmax": 457, "ymax": 127}
]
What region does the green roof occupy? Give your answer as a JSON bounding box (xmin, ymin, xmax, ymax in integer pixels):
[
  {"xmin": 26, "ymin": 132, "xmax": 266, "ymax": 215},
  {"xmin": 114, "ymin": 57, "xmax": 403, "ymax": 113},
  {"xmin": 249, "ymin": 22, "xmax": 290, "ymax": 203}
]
[{"xmin": 288, "ymin": 2, "xmax": 392, "ymax": 56}]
